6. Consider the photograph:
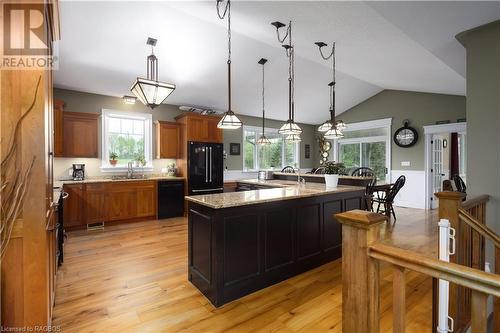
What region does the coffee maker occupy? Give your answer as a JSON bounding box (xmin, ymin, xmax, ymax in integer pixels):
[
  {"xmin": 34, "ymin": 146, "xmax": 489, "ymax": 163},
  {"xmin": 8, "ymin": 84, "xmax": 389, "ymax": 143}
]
[{"xmin": 72, "ymin": 164, "xmax": 85, "ymax": 181}]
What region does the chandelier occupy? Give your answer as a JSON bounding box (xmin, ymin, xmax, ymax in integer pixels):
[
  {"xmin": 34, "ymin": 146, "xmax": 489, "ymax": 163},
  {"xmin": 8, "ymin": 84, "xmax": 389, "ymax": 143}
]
[
  {"xmin": 216, "ymin": 0, "xmax": 243, "ymax": 129},
  {"xmin": 315, "ymin": 41, "xmax": 345, "ymax": 139},
  {"xmin": 130, "ymin": 37, "xmax": 176, "ymax": 109},
  {"xmin": 271, "ymin": 21, "xmax": 302, "ymax": 139}
]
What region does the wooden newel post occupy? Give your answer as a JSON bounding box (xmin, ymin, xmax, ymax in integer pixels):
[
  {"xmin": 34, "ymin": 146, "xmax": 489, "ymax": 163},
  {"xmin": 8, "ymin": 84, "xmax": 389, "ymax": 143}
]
[
  {"xmin": 435, "ymin": 191, "xmax": 465, "ymax": 233},
  {"xmin": 336, "ymin": 209, "xmax": 388, "ymax": 333}
]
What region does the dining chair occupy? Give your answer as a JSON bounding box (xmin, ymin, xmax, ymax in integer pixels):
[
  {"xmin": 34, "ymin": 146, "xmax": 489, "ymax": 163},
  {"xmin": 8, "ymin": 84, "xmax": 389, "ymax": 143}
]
[
  {"xmin": 351, "ymin": 167, "xmax": 375, "ymax": 178},
  {"xmin": 453, "ymin": 174, "xmax": 467, "ymax": 200},
  {"xmin": 373, "ymin": 175, "xmax": 406, "ymax": 221},
  {"xmin": 364, "ymin": 177, "xmax": 377, "ymax": 212},
  {"xmin": 281, "ymin": 166, "xmax": 295, "ymax": 173},
  {"xmin": 314, "ymin": 167, "xmax": 326, "ymax": 174}
]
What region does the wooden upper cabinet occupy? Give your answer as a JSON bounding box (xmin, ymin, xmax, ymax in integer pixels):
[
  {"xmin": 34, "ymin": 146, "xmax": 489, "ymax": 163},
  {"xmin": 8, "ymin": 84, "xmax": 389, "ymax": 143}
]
[
  {"xmin": 63, "ymin": 112, "xmax": 99, "ymax": 157},
  {"xmin": 175, "ymin": 113, "xmax": 223, "ymax": 143},
  {"xmin": 53, "ymin": 100, "xmax": 99, "ymax": 158},
  {"xmin": 53, "ymin": 99, "xmax": 64, "ymax": 156},
  {"xmin": 155, "ymin": 121, "xmax": 179, "ymax": 158}
]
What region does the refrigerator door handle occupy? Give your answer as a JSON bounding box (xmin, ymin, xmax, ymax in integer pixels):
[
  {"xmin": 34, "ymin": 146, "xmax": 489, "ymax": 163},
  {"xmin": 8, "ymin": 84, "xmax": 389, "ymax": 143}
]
[
  {"xmin": 192, "ymin": 187, "xmax": 224, "ymax": 193},
  {"xmin": 205, "ymin": 148, "xmax": 209, "ymax": 183},
  {"xmin": 209, "ymin": 147, "xmax": 213, "ymax": 183}
]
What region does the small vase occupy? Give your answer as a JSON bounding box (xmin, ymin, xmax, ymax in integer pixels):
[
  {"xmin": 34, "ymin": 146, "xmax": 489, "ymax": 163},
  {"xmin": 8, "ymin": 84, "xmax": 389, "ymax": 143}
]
[
  {"xmin": 109, "ymin": 159, "xmax": 117, "ymax": 166},
  {"xmin": 324, "ymin": 174, "xmax": 339, "ymax": 188}
]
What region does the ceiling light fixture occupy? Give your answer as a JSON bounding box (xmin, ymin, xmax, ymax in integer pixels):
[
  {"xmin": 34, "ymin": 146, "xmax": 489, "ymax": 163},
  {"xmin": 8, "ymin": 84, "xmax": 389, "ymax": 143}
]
[
  {"xmin": 256, "ymin": 58, "xmax": 271, "ymax": 146},
  {"xmin": 123, "ymin": 95, "xmax": 137, "ymax": 104},
  {"xmin": 315, "ymin": 41, "xmax": 345, "ymax": 140},
  {"xmin": 130, "ymin": 37, "xmax": 176, "ymax": 110},
  {"xmin": 216, "ymin": 0, "xmax": 242, "ymax": 129},
  {"xmin": 271, "ymin": 20, "xmax": 302, "ymax": 138}
]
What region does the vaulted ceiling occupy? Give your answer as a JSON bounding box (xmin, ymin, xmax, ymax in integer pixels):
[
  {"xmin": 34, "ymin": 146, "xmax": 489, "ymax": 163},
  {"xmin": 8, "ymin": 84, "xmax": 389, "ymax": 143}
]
[{"xmin": 54, "ymin": 1, "xmax": 500, "ymax": 124}]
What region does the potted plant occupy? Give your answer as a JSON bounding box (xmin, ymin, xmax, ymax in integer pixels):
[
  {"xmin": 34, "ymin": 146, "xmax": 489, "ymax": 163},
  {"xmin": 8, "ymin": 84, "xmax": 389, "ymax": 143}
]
[
  {"xmin": 324, "ymin": 161, "xmax": 345, "ymax": 188},
  {"xmin": 109, "ymin": 152, "xmax": 118, "ymax": 166}
]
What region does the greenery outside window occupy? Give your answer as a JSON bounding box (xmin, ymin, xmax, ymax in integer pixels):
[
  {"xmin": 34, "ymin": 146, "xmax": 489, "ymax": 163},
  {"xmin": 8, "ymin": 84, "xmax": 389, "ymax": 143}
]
[
  {"xmin": 334, "ymin": 118, "xmax": 391, "ymax": 181},
  {"xmin": 243, "ymin": 126, "xmax": 299, "ymax": 171},
  {"xmin": 101, "ymin": 110, "xmax": 153, "ymax": 171}
]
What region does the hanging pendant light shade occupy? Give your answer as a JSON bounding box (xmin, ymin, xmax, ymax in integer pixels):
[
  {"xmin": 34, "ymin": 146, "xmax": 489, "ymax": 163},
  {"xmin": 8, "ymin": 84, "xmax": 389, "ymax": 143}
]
[
  {"xmin": 314, "ymin": 41, "xmax": 345, "ymax": 139},
  {"xmin": 216, "ymin": 0, "xmax": 242, "ymax": 129},
  {"xmin": 131, "ymin": 38, "xmax": 176, "ymax": 109},
  {"xmin": 271, "ymin": 20, "xmax": 301, "ymax": 140},
  {"xmin": 257, "ymin": 58, "xmax": 271, "ymax": 146},
  {"xmin": 285, "ymin": 133, "xmax": 302, "ymax": 143}
]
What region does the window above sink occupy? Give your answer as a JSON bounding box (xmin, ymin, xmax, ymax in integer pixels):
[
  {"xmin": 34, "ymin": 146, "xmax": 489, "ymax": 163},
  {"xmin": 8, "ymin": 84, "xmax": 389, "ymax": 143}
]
[{"xmin": 101, "ymin": 109, "xmax": 153, "ymax": 172}]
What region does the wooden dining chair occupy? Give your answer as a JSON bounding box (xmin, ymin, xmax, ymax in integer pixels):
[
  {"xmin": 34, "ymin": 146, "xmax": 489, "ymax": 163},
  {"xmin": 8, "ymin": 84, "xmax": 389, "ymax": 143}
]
[
  {"xmin": 281, "ymin": 166, "xmax": 295, "ymax": 173},
  {"xmin": 351, "ymin": 167, "xmax": 375, "ymax": 178},
  {"xmin": 364, "ymin": 177, "xmax": 377, "ymax": 212},
  {"xmin": 373, "ymin": 175, "xmax": 406, "ymax": 221}
]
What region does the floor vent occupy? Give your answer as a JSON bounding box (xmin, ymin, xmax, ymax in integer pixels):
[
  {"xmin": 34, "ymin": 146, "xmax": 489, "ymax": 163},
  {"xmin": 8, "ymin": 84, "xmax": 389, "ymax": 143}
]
[{"xmin": 87, "ymin": 222, "xmax": 104, "ymax": 231}]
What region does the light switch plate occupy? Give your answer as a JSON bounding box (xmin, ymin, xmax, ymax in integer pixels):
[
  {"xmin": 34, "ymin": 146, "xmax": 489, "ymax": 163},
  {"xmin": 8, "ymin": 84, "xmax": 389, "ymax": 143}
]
[{"xmin": 401, "ymin": 161, "xmax": 411, "ymax": 167}]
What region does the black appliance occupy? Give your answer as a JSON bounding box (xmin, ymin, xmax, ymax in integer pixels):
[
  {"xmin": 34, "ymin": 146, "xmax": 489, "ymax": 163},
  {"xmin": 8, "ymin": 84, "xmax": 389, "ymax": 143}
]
[
  {"xmin": 188, "ymin": 141, "xmax": 224, "ymax": 195},
  {"xmin": 72, "ymin": 164, "xmax": 85, "ymax": 181},
  {"xmin": 158, "ymin": 180, "xmax": 184, "ymax": 219},
  {"xmin": 56, "ymin": 189, "xmax": 69, "ymax": 266}
]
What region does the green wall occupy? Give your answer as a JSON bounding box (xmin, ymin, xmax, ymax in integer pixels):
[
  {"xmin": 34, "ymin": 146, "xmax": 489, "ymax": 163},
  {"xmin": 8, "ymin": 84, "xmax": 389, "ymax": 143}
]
[
  {"xmin": 337, "ymin": 90, "xmax": 466, "ymax": 170},
  {"xmin": 456, "ymin": 20, "xmax": 500, "ymax": 236},
  {"xmin": 54, "ymin": 88, "xmax": 317, "ymax": 170}
]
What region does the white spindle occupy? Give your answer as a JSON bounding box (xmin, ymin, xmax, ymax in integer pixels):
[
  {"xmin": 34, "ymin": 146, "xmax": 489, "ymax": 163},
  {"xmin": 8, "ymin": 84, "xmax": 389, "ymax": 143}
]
[{"xmin": 437, "ymin": 218, "xmax": 455, "ymax": 333}]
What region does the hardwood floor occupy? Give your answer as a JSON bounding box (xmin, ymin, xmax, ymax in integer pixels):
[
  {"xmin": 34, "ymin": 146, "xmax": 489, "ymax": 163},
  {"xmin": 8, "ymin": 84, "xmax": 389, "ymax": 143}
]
[{"xmin": 53, "ymin": 207, "xmax": 438, "ymax": 332}]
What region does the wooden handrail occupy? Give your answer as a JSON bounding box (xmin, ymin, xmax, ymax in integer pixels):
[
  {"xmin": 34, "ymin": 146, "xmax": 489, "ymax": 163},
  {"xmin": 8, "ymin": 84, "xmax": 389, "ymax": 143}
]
[
  {"xmin": 461, "ymin": 194, "xmax": 489, "ymax": 211},
  {"xmin": 459, "ymin": 208, "xmax": 500, "ymax": 248},
  {"xmin": 369, "ymin": 243, "xmax": 500, "ymax": 298}
]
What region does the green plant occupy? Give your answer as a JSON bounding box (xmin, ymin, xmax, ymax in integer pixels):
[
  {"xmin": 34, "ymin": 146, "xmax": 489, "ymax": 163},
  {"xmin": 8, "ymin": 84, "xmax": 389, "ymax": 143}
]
[
  {"xmin": 135, "ymin": 154, "xmax": 146, "ymax": 167},
  {"xmin": 109, "ymin": 152, "xmax": 118, "ymax": 160},
  {"xmin": 324, "ymin": 161, "xmax": 345, "ymax": 175}
]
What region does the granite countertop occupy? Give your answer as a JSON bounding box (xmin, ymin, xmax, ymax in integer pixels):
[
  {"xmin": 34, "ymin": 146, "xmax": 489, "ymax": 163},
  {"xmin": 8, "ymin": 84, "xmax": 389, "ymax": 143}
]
[
  {"xmin": 272, "ymin": 171, "xmax": 372, "ymax": 180},
  {"xmin": 185, "ymin": 179, "xmax": 364, "ymax": 209},
  {"xmin": 54, "ymin": 176, "xmax": 184, "ymax": 188}
]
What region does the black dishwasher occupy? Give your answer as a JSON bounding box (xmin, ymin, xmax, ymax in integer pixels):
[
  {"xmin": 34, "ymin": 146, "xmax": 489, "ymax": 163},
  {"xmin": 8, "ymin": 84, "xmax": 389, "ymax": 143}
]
[{"xmin": 158, "ymin": 180, "xmax": 184, "ymax": 219}]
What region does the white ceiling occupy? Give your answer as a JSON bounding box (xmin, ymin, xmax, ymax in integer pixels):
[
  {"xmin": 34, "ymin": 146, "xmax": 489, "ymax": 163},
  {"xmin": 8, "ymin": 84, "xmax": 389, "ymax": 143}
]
[{"xmin": 54, "ymin": 1, "xmax": 500, "ymax": 124}]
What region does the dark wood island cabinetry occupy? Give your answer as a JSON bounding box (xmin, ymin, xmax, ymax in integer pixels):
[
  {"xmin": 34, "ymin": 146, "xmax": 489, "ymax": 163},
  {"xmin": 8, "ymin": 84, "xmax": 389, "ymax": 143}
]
[{"xmin": 186, "ymin": 183, "xmax": 365, "ymax": 306}]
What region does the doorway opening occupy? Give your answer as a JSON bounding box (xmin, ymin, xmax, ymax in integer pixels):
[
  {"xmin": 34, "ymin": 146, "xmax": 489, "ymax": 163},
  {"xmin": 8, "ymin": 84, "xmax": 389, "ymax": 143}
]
[{"xmin": 424, "ymin": 123, "xmax": 467, "ymax": 209}]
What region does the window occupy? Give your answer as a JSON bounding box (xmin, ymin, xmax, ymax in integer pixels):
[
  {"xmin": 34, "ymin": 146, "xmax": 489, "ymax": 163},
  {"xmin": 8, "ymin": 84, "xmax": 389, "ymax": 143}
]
[
  {"xmin": 334, "ymin": 118, "xmax": 391, "ymax": 181},
  {"xmin": 243, "ymin": 126, "xmax": 299, "ymax": 171},
  {"xmin": 101, "ymin": 110, "xmax": 152, "ymax": 170}
]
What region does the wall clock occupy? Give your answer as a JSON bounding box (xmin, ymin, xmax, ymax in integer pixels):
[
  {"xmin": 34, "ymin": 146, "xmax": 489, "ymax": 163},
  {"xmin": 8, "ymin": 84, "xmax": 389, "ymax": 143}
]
[{"xmin": 394, "ymin": 121, "xmax": 418, "ymax": 148}]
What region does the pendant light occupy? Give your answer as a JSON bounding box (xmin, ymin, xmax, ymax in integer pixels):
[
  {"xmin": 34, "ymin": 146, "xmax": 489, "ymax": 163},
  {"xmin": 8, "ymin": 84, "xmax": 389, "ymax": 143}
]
[
  {"xmin": 216, "ymin": 0, "xmax": 242, "ymax": 129},
  {"xmin": 315, "ymin": 41, "xmax": 345, "ymax": 139},
  {"xmin": 130, "ymin": 37, "xmax": 176, "ymax": 109},
  {"xmin": 271, "ymin": 21, "xmax": 302, "ymax": 138},
  {"xmin": 256, "ymin": 58, "xmax": 271, "ymax": 146}
]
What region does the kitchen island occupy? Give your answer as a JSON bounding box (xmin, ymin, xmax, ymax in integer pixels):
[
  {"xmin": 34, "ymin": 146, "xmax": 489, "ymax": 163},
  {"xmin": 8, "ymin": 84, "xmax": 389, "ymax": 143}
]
[{"xmin": 185, "ymin": 180, "xmax": 365, "ymax": 307}]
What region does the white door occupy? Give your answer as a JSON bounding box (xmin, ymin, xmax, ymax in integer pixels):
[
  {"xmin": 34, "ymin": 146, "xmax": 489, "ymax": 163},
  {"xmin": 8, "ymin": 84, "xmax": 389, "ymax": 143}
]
[{"xmin": 431, "ymin": 137, "xmax": 444, "ymax": 209}]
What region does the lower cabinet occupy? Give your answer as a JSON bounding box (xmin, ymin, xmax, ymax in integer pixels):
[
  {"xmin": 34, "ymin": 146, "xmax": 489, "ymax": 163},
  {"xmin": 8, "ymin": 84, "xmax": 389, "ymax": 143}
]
[{"xmin": 63, "ymin": 180, "xmax": 157, "ymax": 228}]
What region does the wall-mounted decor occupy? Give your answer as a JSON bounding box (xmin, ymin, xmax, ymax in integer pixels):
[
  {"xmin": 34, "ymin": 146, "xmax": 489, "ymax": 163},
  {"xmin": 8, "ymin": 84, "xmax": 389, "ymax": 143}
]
[
  {"xmin": 317, "ymin": 135, "xmax": 331, "ymax": 165},
  {"xmin": 443, "ymin": 139, "xmax": 448, "ymax": 148},
  {"xmin": 305, "ymin": 144, "xmax": 311, "ymax": 159},
  {"xmin": 394, "ymin": 120, "xmax": 418, "ymax": 148},
  {"xmin": 229, "ymin": 143, "xmax": 240, "ymax": 155}
]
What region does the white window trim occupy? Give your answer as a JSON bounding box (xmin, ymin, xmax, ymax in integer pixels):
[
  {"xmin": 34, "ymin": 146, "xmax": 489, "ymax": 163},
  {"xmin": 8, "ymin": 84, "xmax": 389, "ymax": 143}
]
[
  {"xmin": 101, "ymin": 109, "xmax": 153, "ymax": 172},
  {"xmin": 333, "ymin": 118, "xmax": 392, "ymax": 180},
  {"xmin": 242, "ymin": 125, "xmax": 300, "ymax": 172}
]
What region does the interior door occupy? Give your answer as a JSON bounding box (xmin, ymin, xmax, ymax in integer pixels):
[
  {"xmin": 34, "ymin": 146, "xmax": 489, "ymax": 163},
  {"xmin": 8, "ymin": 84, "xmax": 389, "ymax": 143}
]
[{"xmin": 431, "ymin": 137, "xmax": 444, "ymax": 209}]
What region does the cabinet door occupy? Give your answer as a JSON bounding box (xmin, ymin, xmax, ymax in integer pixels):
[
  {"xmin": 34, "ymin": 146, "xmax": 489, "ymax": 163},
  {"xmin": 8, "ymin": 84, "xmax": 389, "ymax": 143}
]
[
  {"xmin": 156, "ymin": 121, "xmax": 179, "ymax": 158},
  {"xmin": 188, "ymin": 117, "xmax": 209, "ymax": 142},
  {"xmin": 63, "ymin": 112, "xmax": 98, "ymax": 157},
  {"xmin": 63, "ymin": 184, "xmax": 84, "ymax": 227},
  {"xmin": 208, "ymin": 118, "xmax": 223, "ymax": 143},
  {"xmin": 85, "ymin": 183, "xmax": 107, "ymax": 224},
  {"xmin": 136, "ymin": 181, "xmax": 156, "ymax": 218},
  {"xmin": 107, "ymin": 183, "xmax": 137, "ymax": 221},
  {"xmin": 53, "ymin": 100, "xmax": 64, "ymax": 156}
]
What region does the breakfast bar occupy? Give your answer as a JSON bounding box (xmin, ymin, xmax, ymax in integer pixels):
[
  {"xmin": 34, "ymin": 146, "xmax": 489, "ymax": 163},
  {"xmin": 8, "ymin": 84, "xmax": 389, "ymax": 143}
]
[{"xmin": 185, "ymin": 180, "xmax": 365, "ymax": 307}]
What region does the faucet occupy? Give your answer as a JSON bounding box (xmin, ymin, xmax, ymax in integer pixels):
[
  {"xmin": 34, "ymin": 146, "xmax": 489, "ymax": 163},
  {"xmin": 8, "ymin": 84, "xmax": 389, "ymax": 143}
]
[
  {"xmin": 294, "ymin": 167, "xmax": 306, "ymax": 187},
  {"xmin": 127, "ymin": 161, "xmax": 134, "ymax": 179}
]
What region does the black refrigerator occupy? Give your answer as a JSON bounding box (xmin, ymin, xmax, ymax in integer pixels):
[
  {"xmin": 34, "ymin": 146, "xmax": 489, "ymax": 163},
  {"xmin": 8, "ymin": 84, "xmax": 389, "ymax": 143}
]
[{"xmin": 188, "ymin": 141, "xmax": 224, "ymax": 195}]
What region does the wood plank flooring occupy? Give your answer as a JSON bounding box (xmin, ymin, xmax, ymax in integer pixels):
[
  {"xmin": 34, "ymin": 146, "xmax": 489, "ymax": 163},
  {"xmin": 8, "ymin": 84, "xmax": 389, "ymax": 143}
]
[{"xmin": 53, "ymin": 207, "xmax": 438, "ymax": 332}]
